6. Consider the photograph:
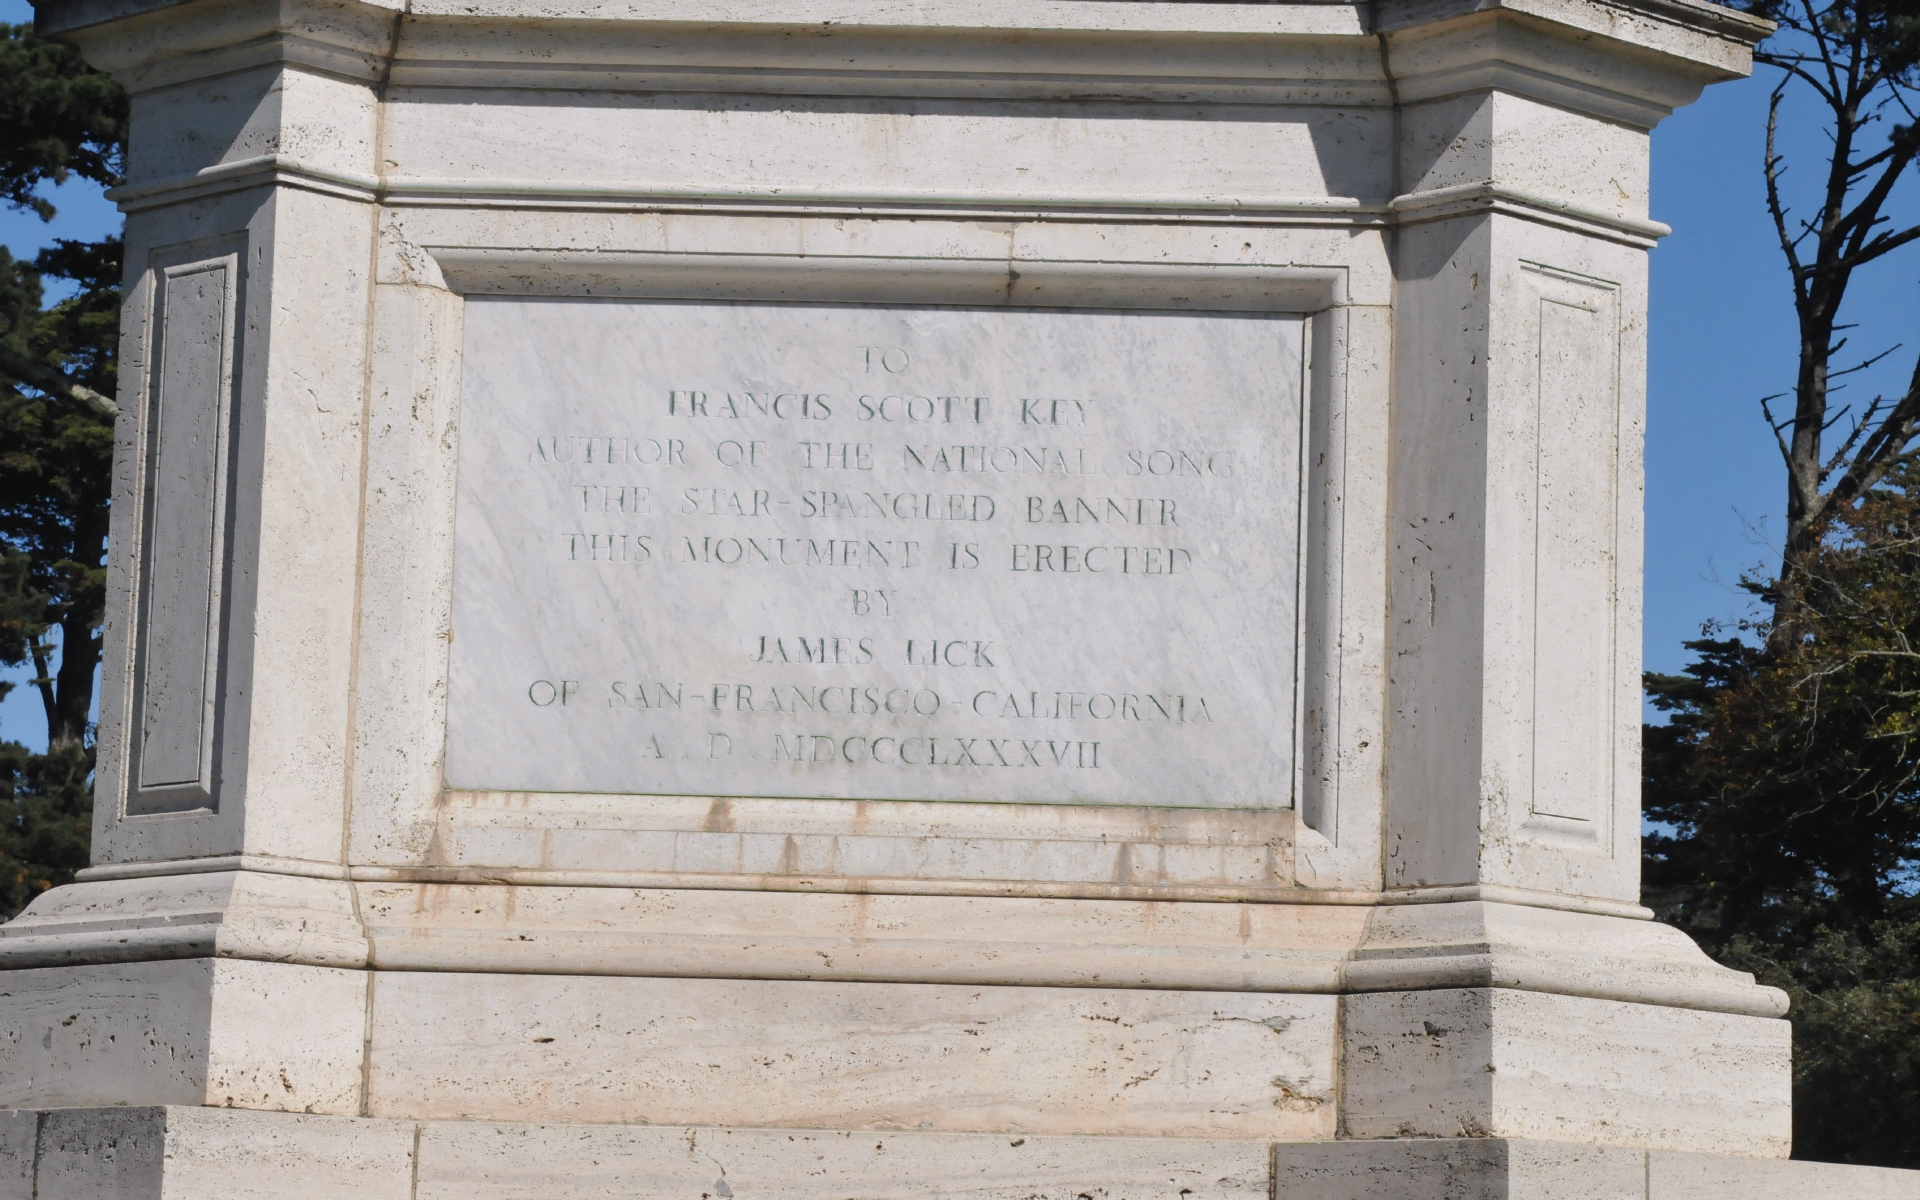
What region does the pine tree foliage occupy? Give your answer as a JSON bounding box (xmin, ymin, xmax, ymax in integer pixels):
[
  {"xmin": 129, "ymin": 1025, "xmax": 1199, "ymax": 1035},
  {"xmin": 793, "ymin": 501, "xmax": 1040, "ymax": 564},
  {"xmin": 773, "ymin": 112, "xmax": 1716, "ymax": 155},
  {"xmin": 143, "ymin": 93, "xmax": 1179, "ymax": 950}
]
[
  {"xmin": 0, "ymin": 240, "xmax": 117, "ymax": 752},
  {"xmin": 0, "ymin": 24, "xmax": 123, "ymax": 219},
  {"xmin": 1639, "ymin": 0, "xmax": 1920, "ymax": 1165},
  {"xmin": 1646, "ymin": 463, "xmax": 1920, "ymax": 1165},
  {"xmin": 0, "ymin": 741, "xmax": 91, "ymax": 916},
  {"xmin": 0, "ymin": 23, "xmax": 124, "ymax": 917}
]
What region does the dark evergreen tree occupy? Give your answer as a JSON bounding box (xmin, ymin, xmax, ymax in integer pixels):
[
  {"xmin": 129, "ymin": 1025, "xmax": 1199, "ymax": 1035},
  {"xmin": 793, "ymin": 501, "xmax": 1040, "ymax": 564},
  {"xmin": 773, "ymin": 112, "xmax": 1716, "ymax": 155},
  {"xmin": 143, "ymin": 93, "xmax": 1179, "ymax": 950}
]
[
  {"xmin": 1642, "ymin": 0, "xmax": 1920, "ymax": 1165},
  {"xmin": 0, "ymin": 23, "xmax": 125, "ymax": 916},
  {"xmin": 1646, "ymin": 464, "xmax": 1920, "ymax": 1166}
]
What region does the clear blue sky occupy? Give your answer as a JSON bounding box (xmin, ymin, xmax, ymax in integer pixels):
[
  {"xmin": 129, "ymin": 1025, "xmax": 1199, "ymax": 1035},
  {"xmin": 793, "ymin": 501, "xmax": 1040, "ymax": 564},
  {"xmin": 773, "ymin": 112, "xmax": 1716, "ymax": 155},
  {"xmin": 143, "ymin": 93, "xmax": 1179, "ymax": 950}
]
[
  {"xmin": 1645, "ymin": 64, "xmax": 1919, "ymax": 688},
  {"xmin": 1, "ymin": 2, "xmax": 1915, "ymax": 747}
]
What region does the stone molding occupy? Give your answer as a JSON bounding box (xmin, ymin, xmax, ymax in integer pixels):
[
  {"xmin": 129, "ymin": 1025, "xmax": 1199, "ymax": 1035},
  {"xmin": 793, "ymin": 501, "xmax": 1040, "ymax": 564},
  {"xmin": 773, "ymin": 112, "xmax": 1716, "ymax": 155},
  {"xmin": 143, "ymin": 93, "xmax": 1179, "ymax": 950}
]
[
  {"xmin": 1390, "ymin": 181, "xmax": 1674, "ymax": 247},
  {"xmin": 44, "ymin": 0, "xmax": 1764, "ymax": 123},
  {"xmin": 103, "ymin": 156, "xmax": 1677, "ymax": 249},
  {"xmin": 63, "ymin": 855, "xmax": 1656, "ymax": 915},
  {"xmin": 108, "ymin": 154, "xmax": 383, "ymax": 211},
  {"xmin": 0, "ymin": 878, "xmax": 1785, "ymax": 1017},
  {"xmin": 1344, "ymin": 901, "xmax": 1786, "ymax": 1016},
  {"xmin": 1379, "ymin": 2, "xmax": 1758, "ymax": 126},
  {"xmin": 422, "ymin": 250, "xmax": 1353, "ymax": 310},
  {"xmin": 95, "ymin": 153, "xmax": 1677, "ymax": 253},
  {"xmin": 0, "ymin": 870, "xmax": 369, "ymax": 970},
  {"xmin": 35, "ymin": 0, "xmax": 402, "ymax": 86}
]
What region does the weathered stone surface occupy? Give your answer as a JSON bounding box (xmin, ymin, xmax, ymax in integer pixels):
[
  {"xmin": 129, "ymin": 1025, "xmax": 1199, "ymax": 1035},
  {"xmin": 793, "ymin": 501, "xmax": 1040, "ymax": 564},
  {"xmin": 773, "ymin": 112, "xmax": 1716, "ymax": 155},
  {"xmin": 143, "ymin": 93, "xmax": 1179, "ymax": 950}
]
[
  {"xmin": 364, "ymin": 972, "xmax": 1337, "ymax": 1138},
  {"xmin": 1276, "ymin": 1137, "xmax": 1647, "ymax": 1200},
  {"xmin": 6, "ymin": 1113, "xmax": 1919, "ymax": 1200},
  {"xmin": 349, "ymin": 880, "xmax": 1364, "ymax": 989},
  {"xmin": 47, "ymin": 0, "xmax": 1765, "ymax": 910},
  {"xmin": 414, "ymin": 1122, "xmax": 1273, "ymax": 1200},
  {"xmin": 1273, "ymin": 1138, "xmax": 1920, "ymax": 1200},
  {"xmin": 1346, "ymin": 900, "xmax": 1786, "ymax": 1017},
  {"xmin": 2, "ymin": 0, "xmax": 1866, "ymax": 1192},
  {"xmin": 1340, "ymin": 988, "xmax": 1791, "ymax": 1156},
  {"xmin": 0, "ymin": 958, "xmax": 365, "ymax": 1114},
  {"xmin": 0, "ymin": 1110, "xmax": 34, "ymax": 1200},
  {"xmin": 32, "ymin": 1108, "xmax": 413, "ymax": 1200},
  {"xmin": 1646, "ymin": 1148, "xmax": 1920, "ymax": 1199},
  {"xmin": 0, "ymin": 870, "xmax": 367, "ymax": 970}
]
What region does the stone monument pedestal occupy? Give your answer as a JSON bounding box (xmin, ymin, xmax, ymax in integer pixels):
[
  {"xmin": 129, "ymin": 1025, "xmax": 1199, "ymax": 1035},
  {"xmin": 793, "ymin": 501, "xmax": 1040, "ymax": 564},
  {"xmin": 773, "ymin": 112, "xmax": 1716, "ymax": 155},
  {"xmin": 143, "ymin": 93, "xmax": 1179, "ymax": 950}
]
[
  {"xmin": 6, "ymin": 0, "xmax": 1915, "ymax": 1193},
  {"xmin": 11, "ymin": 1110, "xmax": 1920, "ymax": 1198}
]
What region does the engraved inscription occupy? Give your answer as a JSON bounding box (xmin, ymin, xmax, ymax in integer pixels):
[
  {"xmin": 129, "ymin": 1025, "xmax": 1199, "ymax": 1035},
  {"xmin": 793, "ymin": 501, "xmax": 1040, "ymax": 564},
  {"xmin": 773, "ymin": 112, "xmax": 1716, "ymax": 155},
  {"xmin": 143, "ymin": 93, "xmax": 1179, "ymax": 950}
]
[{"xmin": 447, "ymin": 299, "xmax": 1305, "ymax": 807}]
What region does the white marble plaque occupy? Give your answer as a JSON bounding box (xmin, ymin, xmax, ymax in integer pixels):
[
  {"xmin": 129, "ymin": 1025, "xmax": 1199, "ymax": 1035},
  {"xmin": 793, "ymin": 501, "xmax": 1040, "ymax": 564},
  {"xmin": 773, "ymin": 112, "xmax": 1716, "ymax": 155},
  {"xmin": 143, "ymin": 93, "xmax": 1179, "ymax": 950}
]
[{"xmin": 446, "ymin": 298, "xmax": 1304, "ymax": 808}]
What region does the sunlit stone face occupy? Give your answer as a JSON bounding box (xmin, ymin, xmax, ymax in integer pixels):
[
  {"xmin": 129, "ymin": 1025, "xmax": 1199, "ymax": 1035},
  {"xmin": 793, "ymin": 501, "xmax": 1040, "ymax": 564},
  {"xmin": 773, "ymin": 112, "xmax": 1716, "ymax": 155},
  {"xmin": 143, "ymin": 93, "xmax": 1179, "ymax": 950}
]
[{"xmin": 445, "ymin": 297, "xmax": 1305, "ymax": 808}]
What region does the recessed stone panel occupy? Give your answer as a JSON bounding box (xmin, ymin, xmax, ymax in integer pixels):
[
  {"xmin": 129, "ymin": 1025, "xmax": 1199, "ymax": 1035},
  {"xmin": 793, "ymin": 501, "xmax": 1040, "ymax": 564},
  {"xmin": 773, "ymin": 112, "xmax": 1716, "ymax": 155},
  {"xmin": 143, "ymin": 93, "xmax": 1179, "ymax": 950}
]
[
  {"xmin": 446, "ymin": 298, "xmax": 1305, "ymax": 807},
  {"xmin": 132, "ymin": 259, "xmax": 234, "ymax": 810}
]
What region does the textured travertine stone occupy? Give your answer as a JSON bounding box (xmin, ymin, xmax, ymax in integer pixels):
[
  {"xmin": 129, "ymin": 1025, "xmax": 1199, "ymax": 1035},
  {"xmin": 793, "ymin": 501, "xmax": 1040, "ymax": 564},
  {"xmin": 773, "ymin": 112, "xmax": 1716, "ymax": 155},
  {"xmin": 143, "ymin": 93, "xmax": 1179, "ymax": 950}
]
[
  {"xmin": 1276, "ymin": 1137, "xmax": 1650, "ymax": 1200},
  {"xmin": 0, "ymin": 1110, "xmax": 32, "ymax": 1200},
  {"xmin": 1645, "ymin": 1148, "xmax": 1920, "ymax": 1199},
  {"xmin": 0, "ymin": 870, "xmax": 366, "ymax": 969},
  {"xmin": 48, "ymin": 0, "xmax": 1744, "ymax": 905},
  {"xmin": 340, "ymin": 886, "xmax": 1781, "ymax": 1015},
  {"xmin": 1386, "ymin": 212, "xmax": 1652, "ymax": 904},
  {"xmin": 1340, "ymin": 989, "xmax": 1791, "ymax": 1155},
  {"xmin": 400, "ymin": 793, "xmax": 1301, "ymax": 898},
  {"xmin": 0, "ymin": 958, "xmax": 365, "ymax": 1114},
  {"xmin": 1273, "ymin": 1138, "xmax": 1920, "ymax": 1199},
  {"xmin": 411, "ymin": 1123, "xmax": 1274, "ymax": 1200},
  {"xmin": 364, "ymin": 973, "xmax": 1337, "ymax": 1137},
  {"xmin": 8, "ymin": 1113, "xmax": 1920, "ymax": 1200},
  {"xmin": 348, "ymin": 880, "xmax": 1368, "ymax": 989},
  {"xmin": 1345, "ymin": 900, "xmax": 1784, "ymax": 1016},
  {"xmin": 27, "ymin": 1108, "xmax": 414, "ymax": 1200},
  {"xmin": 6, "ymin": 0, "xmax": 1853, "ymax": 1192}
]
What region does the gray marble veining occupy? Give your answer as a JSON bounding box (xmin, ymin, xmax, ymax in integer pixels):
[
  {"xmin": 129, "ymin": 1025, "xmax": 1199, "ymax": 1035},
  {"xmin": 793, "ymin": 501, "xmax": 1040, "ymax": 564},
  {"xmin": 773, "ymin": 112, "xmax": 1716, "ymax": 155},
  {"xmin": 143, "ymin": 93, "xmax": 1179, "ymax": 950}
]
[{"xmin": 445, "ymin": 298, "xmax": 1305, "ymax": 806}]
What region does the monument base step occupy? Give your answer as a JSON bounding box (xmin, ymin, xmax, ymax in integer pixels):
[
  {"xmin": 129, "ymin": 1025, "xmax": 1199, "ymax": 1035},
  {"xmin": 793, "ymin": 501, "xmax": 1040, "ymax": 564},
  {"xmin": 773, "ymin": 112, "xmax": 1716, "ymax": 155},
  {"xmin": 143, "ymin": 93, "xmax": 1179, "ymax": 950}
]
[{"xmin": 2, "ymin": 1107, "xmax": 1915, "ymax": 1199}]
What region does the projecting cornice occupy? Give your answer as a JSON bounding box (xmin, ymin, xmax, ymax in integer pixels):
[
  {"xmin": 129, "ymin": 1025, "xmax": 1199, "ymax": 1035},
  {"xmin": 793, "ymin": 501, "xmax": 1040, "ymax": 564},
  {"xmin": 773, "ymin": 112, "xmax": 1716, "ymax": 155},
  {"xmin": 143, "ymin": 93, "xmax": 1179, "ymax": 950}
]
[
  {"xmin": 40, "ymin": 0, "xmax": 1764, "ymax": 127},
  {"xmin": 35, "ymin": 0, "xmax": 1766, "ymax": 241}
]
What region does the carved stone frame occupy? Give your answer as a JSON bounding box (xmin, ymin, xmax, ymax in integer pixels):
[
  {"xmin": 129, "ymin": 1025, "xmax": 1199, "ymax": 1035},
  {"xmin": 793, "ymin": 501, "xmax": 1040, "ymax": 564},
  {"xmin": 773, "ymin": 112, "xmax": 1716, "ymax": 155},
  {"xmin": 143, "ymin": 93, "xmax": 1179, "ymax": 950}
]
[
  {"xmin": 104, "ymin": 237, "xmax": 248, "ymax": 823},
  {"xmin": 371, "ymin": 245, "xmax": 1374, "ymax": 901}
]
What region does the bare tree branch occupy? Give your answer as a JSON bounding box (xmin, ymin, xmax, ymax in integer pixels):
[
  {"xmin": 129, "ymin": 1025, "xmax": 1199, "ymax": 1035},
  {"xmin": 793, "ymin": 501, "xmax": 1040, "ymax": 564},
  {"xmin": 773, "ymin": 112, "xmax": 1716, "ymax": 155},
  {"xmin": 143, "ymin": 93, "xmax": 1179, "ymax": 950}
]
[
  {"xmin": 0, "ymin": 341, "xmax": 118, "ymax": 419},
  {"xmin": 1763, "ymin": 393, "xmax": 1801, "ymax": 470},
  {"xmin": 1829, "ymin": 344, "xmax": 1903, "ymax": 381},
  {"xmin": 1755, "ymin": 0, "xmax": 1920, "ymax": 637},
  {"xmin": 1765, "ymin": 89, "xmax": 1809, "ymax": 292}
]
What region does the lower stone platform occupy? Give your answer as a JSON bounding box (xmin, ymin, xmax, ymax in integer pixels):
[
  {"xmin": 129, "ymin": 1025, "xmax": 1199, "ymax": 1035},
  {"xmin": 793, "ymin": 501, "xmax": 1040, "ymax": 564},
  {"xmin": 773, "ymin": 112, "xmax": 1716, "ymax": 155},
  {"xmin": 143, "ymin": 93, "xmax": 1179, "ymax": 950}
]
[
  {"xmin": 1276, "ymin": 1138, "xmax": 1920, "ymax": 1199},
  {"xmin": 3, "ymin": 1108, "xmax": 1916, "ymax": 1199}
]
